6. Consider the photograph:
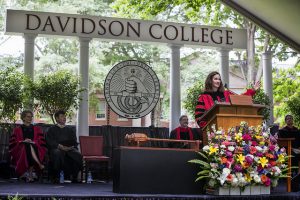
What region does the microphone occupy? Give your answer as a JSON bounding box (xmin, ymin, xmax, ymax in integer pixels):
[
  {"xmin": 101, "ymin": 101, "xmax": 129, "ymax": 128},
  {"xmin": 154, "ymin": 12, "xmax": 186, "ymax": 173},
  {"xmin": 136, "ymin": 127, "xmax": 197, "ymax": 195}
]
[{"xmin": 224, "ymin": 83, "xmax": 228, "ymax": 90}]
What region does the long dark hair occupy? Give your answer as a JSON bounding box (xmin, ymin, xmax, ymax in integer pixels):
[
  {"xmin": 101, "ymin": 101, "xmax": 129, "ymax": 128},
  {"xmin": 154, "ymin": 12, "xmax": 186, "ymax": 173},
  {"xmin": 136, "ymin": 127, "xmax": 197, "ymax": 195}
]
[{"xmin": 204, "ymin": 71, "xmax": 224, "ymax": 93}]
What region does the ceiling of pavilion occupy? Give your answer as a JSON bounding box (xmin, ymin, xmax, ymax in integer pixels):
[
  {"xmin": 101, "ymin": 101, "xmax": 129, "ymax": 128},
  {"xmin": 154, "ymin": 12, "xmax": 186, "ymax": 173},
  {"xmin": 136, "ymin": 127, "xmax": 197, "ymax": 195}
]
[{"xmin": 220, "ymin": 0, "xmax": 300, "ymax": 53}]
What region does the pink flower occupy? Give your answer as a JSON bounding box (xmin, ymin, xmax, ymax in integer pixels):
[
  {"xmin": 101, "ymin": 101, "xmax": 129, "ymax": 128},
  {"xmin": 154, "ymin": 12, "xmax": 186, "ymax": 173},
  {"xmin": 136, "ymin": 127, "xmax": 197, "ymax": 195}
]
[
  {"xmin": 222, "ymin": 141, "xmax": 231, "ymax": 146},
  {"xmin": 242, "ymin": 134, "xmax": 252, "ymax": 141},
  {"xmin": 251, "ymin": 141, "xmax": 258, "ymax": 146},
  {"xmin": 269, "ymin": 145, "xmax": 275, "ymax": 151},
  {"xmin": 264, "ymin": 178, "xmax": 271, "ymax": 186}
]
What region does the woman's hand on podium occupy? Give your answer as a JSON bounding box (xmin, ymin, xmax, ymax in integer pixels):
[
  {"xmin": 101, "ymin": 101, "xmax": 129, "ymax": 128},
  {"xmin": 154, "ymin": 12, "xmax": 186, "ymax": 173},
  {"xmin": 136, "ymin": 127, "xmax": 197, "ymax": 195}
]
[{"xmin": 253, "ymin": 81, "xmax": 261, "ymax": 91}]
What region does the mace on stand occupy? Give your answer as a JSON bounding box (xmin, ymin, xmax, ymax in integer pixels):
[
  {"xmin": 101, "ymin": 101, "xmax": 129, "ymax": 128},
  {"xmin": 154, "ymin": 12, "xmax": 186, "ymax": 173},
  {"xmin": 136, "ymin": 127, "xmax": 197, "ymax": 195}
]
[{"xmin": 125, "ymin": 133, "xmax": 201, "ymax": 150}]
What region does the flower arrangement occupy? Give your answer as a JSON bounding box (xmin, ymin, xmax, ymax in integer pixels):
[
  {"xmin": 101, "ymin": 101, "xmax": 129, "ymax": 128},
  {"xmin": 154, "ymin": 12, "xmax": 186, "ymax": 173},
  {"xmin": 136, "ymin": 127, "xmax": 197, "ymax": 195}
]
[{"xmin": 189, "ymin": 122, "xmax": 289, "ymax": 190}]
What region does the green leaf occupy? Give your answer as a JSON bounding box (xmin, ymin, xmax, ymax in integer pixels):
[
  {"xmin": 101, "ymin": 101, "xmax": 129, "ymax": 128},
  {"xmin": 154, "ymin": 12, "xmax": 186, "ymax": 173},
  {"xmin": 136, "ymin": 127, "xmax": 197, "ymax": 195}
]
[
  {"xmin": 195, "ymin": 175, "xmax": 210, "ymax": 182},
  {"xmin": 196, "ymin": 151, "xmax": 208, "ymax": 160},
  {"xmin": 188, "ymin": 159, "xmax": 210, "ymax": 168},
  {"xmin": 197, "ymin": 169, "xmax": 210, "ymax": 175}
]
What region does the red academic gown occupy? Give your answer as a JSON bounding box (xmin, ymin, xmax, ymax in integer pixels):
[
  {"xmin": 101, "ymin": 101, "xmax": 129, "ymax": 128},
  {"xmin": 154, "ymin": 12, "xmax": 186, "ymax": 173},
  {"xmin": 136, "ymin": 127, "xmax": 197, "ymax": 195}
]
[
  {"xmin": 194, "ymin": 89, "xmax": 255, "ymax": 128},
  {"xmin": 9, "ymin": 126, "xmax": 47, "ymax": 176}
]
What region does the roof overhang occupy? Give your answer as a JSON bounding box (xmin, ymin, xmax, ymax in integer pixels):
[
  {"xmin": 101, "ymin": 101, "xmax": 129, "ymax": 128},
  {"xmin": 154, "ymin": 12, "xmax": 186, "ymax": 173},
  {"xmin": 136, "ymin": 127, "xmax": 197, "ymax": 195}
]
[{"xmin": 220, "ymin": 0, "xmax": 300, "ymax": 53}]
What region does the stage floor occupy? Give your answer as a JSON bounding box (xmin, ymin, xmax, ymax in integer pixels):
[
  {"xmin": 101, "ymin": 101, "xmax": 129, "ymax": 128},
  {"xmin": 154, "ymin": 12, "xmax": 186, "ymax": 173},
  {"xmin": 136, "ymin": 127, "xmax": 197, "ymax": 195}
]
[{"xmin": 0, "ymin": 179, "xmax": 298, "ymax": 200}]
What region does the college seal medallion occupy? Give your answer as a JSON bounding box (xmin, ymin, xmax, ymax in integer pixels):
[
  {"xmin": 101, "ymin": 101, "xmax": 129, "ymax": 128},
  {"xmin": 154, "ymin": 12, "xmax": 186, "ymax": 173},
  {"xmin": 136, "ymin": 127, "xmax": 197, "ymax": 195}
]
[{"xmin": 104, "ymin": 60, "xmax": 160, "ymax": 119}]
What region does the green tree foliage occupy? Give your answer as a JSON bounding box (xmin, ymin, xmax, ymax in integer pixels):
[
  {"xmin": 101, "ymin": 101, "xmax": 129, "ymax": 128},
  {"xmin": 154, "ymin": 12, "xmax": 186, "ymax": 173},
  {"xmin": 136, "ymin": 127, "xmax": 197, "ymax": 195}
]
[
  {"xmin": 286, "ymin": 92, "xmax": 300, "ymax": 127},
  {"xmin": 252, "ymin": 89, "xmax": 271, "ymax": 121},
  {"xmin": 183, "ymin": 81, "xmax": 204, "ymax": 116},
  {"xmin": 31, "ymin": 70, "xmax": 83, "ymax": 123},
  {"xmin": 0, "ymin": 67, "xmax": 27, "ymax": 123},
  {"xmin": 273, "ymin": 64, "xmax": 300, "ymax": 126}
]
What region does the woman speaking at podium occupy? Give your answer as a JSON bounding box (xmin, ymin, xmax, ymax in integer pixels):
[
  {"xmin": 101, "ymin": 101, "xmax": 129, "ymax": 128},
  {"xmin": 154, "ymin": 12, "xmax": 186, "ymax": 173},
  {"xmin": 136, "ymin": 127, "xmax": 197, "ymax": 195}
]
[{"xmin": 194, "ymin": 71, "xmax": 260, "ymax": 128}]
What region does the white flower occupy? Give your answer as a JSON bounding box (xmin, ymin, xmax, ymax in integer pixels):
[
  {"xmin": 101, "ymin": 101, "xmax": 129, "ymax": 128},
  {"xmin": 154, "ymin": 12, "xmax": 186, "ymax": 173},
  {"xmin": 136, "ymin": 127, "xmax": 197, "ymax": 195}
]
[
  {"xmin": 218, "ymin": 175, "xmax": 226, "ymax": 185},
  {"xmin": 216, "ymin": 130, "xmax": 222, "ymax": 135},
  {"xmin": 255, "ymin": 146, "xmax": 263, "ymax": 152},
  {"xmin": 262, "ymin": 146, "xmax": 269, "ymax": 153},
  {"xmin": 238, "ymin": 176, "xmax": 247, "ymax": 186},
  {"xmin": 262, "ymin": 132, "xmax": 269, "ymax": 138},
  {"xmin": 253, "ymin": 175, "xmax": 261, "ymax": 183},
  {"xmin": 228, "ymin": 146, "xmax": 235, "ymax": 152},
  {"xmin": 236, "ymin": 172, "xmax": 243, "ymax": 178},
  {"xmin": 203, "ymin": 145, "xmax": 209, "ymax": 152},
  {"xmin": 232, "ymin": 177, "xmax": 239, "ymax": 187},
  {"xmin": 220, "ymin": 145, "xmax": 226, "ymax": 149},
  {"xmin": 222, "ymin": 168, "xmax": 231, "ymax": 176}
]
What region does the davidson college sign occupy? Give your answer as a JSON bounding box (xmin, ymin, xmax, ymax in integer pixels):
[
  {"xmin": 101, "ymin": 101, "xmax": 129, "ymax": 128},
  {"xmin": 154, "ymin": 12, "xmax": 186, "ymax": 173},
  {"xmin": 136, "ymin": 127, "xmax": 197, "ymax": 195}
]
[{"xmin": 6, "ymin": 10, "xmax": 247, "ymax": 49}]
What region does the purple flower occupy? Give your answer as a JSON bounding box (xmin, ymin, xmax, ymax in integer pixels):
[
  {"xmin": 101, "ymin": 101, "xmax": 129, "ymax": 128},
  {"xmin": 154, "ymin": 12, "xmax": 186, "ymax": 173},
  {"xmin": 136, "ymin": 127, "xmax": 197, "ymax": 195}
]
[
  {"xmin": 234, "ymin": 164, "xmax": 243, "ymax": 172},
  {"xmin": 256, "ymin": 152, "xmax": 263, "ymax": 157},
  {"xmin": 245, "ymin": 156, "xmax": 253, "ymax": 164},
  {"xmin": 226, "ymin": 151, "xmax": 233, "ymax": 157}
]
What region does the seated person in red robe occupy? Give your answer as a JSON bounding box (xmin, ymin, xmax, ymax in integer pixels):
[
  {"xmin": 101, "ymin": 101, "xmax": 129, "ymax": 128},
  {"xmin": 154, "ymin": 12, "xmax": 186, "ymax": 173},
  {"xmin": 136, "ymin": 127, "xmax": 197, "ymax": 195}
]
[
  {"xmin": 9, "ymin": 110, "xmax": 47, "ymax": 182},
  {"xmin": 194, "ymin": 71, "xmax": 260, "ymax": 128},
  {"xmin": 278, "ymin": 114, "xmax": 300, "ymax": 173},
  {"xmin": 46, "ymin": 110, "xmax": 83, "ymax": 183},
  {"xmin": 169, "ymin": 115, "xmax": 199, "ymax": 148}
]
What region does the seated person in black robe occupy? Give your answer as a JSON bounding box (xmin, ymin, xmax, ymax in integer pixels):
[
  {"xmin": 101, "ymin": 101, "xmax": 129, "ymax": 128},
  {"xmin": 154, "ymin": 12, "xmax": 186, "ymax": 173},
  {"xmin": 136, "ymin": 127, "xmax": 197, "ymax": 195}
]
[
  {"xmin": 169, "ymin": 115, "xmax": 200, "ymax": 148},
  {"xmin": 278, "ymin": 114, "xmax": 300, "ymax": 173},
  {"xmin": 46, "ymin": 110, "xmax": 83, "ymax": 183}
]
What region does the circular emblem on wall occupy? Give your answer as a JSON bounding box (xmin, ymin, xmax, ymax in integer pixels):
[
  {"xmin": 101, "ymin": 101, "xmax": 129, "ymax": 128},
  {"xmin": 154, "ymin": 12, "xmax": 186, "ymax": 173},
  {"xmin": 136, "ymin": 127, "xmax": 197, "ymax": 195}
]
[{"xmin": 104, "ymin": 60, "xmax": 160, "ymax": 119}]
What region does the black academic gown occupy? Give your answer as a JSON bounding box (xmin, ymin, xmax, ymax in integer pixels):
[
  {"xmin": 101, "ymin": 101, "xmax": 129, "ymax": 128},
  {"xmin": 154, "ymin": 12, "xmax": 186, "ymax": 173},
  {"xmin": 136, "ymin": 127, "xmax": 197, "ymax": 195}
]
[
  {"xmin": 279, "ymin": 126, "xmax": 300, "ymax": 165},
  {"xmin": 169, "ymin": 127, "xmax": 199, "ymax": 148},
  {"xmin": 46, "ymin": 125, "xmax": 83, "ymax": 179}
]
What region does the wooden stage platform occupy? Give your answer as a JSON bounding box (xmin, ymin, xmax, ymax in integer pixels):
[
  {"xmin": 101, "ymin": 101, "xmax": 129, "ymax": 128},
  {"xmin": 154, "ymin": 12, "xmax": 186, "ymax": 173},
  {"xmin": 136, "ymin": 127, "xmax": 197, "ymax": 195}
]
[{"xmin": 0, "ymin": 179, "xmax": 298, "ymax": 200}]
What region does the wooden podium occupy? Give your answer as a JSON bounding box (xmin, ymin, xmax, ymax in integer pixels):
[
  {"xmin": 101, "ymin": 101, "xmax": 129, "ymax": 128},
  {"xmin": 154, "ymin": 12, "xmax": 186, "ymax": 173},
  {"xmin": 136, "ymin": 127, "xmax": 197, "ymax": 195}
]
[{"xmin": 199, "ymin": 95, "xmax": 264, "ymax": 145}]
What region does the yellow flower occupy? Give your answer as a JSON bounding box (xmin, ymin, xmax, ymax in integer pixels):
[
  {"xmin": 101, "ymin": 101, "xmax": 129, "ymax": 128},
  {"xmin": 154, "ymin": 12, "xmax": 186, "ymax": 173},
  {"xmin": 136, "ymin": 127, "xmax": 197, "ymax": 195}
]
[
  {"xmin": 255, "ymin": 135, "xmax": 263, "ymax": 140},
  {"xmin": 235, "ymin": 135, "xmax": 242, "ymax": 142},
  {"xmin": 278, "ymin": 154, "xmax": 285, "ymax": 163},
  {"xmin": 209, "ymin": 146, "xmax": 218, "ymax": 155},
  {"xmin": 259, "ymin": 141, "xmax": 265, "ymax": 146},
  {"xmin": 258, "ymin": 157, "xmax": 268, "ymax": 168},
  {"xmin": 237, "ymin": 154, "xmax": 245, "ymax": 164},
  {"xmin": 245, "ymin": 173, "xmax": 252, "ymax": 182}
]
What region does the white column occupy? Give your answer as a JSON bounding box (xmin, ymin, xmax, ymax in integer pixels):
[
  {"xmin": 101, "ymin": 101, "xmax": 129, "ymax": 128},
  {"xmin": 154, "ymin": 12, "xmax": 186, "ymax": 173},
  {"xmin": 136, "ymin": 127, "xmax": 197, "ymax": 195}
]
[
  {"xmin": 144, "ymin": 113, "xmax": 152, "ymax": 127},
  {"xmin": 23, "ymin": 34, "xmax": 37, "ymax": 80},
  {"xmin": 132, "ymin": 118, "xmax": 142, "ymax": 127},
  {"xmin": 168, "ymin": 44, "xmax": 182, "ymax": 132},
  {"xmin": 23, "ymin": 34, "xmax": 37, "ymax": 110},
  {"xmin": 77, "ymin": 37, "xmax": 91, "ymax": 136},
  {"xmin": 262, "ymin": 51, "xmax": 274, "ymax": 125},
  {"xmin": 219, "ymin": 48, "xmax": 231, "ymax": 87}
]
